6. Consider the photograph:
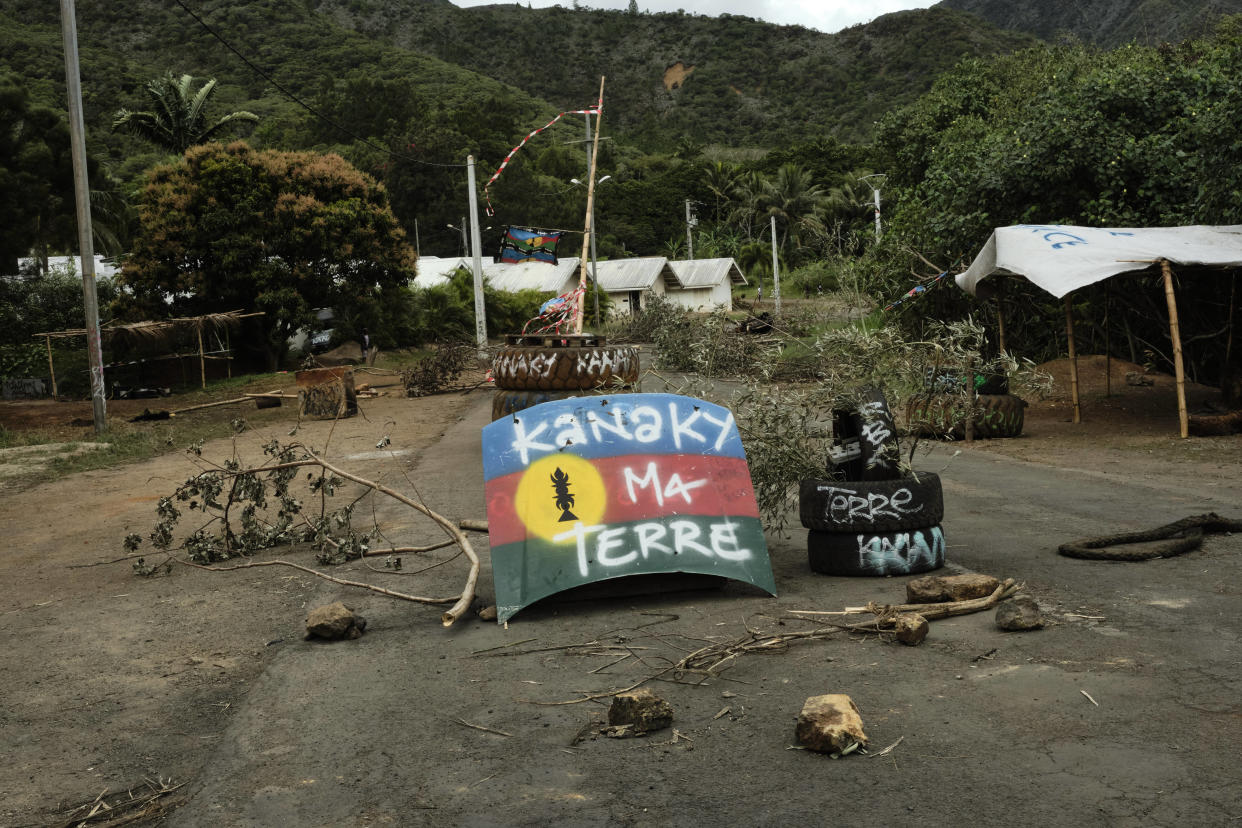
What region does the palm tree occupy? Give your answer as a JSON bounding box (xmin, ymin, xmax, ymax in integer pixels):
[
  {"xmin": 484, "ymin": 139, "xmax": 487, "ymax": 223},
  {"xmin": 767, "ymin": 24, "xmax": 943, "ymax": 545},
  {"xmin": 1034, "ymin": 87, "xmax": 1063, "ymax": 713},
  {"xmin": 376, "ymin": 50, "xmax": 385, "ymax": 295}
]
[
  {"xmin": 760, "ymin": 163, "xmax": 828, "ymax": 253},
  {"xmin": 113, "ymin": 72, "xmax": 258, "ymax": 154}
]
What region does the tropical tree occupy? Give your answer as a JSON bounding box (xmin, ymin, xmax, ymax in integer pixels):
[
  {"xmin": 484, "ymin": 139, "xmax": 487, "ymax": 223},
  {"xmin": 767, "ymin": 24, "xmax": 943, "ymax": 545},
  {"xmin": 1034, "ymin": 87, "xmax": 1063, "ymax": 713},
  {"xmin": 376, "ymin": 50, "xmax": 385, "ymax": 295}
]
[
  {"xmin": 112, "ymin": 72, "xmax": 258, "ymax": 155},
  {"xmin": 121, "ymin": 142, "xmax": 416, "ymax": 366}
]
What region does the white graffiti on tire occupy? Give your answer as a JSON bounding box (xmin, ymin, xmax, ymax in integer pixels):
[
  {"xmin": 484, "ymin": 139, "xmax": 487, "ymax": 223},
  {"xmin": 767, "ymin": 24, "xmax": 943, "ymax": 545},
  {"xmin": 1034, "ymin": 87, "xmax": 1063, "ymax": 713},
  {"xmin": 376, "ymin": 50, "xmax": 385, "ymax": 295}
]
[
  {"xmin": 858, "ymin": 400, "xmax": 896, "ymax": 471},
  {"xmin": 857, "ymin": 526, "xmax": 944, "ymax": 571},
  {"xmin": 494, "ymin": 348, "xmax": 633, "ymax": 382},
  {"xmin": 814, "ymin": 483, "xmax": 923, "ymax": 525}
]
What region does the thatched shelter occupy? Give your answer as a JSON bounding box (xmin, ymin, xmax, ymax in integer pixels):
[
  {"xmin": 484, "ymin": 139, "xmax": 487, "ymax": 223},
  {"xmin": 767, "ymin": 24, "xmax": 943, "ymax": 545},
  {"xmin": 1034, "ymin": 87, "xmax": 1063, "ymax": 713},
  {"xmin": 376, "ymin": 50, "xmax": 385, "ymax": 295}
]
[{"xmin": 35, "ymin": 310, "xmax": 263, "ymax": 396}]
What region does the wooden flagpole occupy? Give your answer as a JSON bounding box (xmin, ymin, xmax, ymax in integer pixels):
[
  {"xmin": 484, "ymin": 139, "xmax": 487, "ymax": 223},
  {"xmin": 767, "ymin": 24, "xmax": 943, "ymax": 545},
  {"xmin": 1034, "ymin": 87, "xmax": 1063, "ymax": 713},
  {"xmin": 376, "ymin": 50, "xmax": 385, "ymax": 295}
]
[
  {"xmin": 1064, "ymin": 295, "xmax": 1081, "ymax": 424},
  {"xmin": 574, "ymin": 76, "xmax": 605, "ymax": 335},
  {"xmin": 1160, "ymin": 259, "xmax": 1189, "ymax": 438}
]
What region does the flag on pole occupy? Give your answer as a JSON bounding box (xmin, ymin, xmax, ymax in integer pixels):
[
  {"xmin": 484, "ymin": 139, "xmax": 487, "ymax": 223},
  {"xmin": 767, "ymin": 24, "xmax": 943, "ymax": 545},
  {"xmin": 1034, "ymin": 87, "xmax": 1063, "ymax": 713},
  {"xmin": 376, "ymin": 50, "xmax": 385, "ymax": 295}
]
[{"xmin": 499, "ymin": 226, "xmax": 565, "ymax": 264}]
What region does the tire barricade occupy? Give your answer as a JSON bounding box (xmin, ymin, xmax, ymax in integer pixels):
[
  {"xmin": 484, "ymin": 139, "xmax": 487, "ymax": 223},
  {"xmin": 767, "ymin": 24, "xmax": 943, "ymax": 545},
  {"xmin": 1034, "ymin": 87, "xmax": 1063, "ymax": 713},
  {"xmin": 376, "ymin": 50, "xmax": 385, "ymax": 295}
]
[
  {"xmin": 805, "ymin": 386, "xmax": 946, "ymax": 577},
  {"xmin": 905, "ymin": 393, "xmax": 1026, "ymax": 439},
  {"xmin": 490, "ymin": 334, "xmax": 640, "ymax": 421}
]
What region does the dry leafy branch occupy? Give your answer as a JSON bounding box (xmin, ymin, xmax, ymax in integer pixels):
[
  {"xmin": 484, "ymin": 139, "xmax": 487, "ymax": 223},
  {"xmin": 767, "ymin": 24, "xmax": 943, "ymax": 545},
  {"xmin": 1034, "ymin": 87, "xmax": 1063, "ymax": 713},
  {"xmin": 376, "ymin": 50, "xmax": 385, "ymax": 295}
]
[{"xmin": 125, "ymin": 440, "xmax": 480, "ymax": 626}]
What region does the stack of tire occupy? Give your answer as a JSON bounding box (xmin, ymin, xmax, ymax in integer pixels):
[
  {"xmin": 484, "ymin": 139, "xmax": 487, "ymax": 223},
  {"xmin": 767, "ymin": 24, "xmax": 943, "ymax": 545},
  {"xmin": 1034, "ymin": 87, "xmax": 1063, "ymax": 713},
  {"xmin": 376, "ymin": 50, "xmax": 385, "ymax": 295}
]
[
  {"xmin": 906, "ymin": 371, "xmax": 1026, "ymax": 439},
  {"xmin": 490, "ymin": 333, "xmax": 641, "ymax": 421},
  {"xmin": 799, "ymin": 388, "xmax": 946, "ymax": 577}
]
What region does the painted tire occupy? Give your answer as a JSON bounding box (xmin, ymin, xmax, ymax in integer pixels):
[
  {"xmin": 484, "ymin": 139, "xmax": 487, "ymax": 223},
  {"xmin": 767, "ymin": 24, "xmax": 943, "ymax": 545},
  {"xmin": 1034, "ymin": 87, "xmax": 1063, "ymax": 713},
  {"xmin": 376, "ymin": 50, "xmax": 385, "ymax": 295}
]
[
  {"xmin": 906, "ymin": 393, "xmax": 1026, "ymax": 439},
  {"xmin": 972, "ymin": 394, "xmax": 1026, "ymax": 438},
  {"xmin": 491, "ymin": 389, "xmax": 577, "ymax": 421},
  {"xmin": 830, "ymin": 387, "xmax": 901, "ymax": 481},
  {"xmin": 492, "ymin": 344, "xmax": 640, "ymax": 391},
  {"xmin": 807, "ymin": 525, "xmax": 946, "ymax": 577},
  {"xmin": 798, "ymin": 473, "xmax": 943, "ymax": 533}
]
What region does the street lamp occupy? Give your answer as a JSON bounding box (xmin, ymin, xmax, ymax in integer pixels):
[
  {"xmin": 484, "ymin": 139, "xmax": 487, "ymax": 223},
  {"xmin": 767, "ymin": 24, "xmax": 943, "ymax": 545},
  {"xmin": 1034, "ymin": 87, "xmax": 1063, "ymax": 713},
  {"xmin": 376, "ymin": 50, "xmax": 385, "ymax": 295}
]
[
  {"xmin": 447, "ymin": 219, "xmax": 467, "ymax": 257},
  {"xmin": 572, "ymin": 176, "xmax": 612, "ymax": 325},
  {"xmin": 447, "ymin": 220, "xmax": 490, "ymax": 257}
]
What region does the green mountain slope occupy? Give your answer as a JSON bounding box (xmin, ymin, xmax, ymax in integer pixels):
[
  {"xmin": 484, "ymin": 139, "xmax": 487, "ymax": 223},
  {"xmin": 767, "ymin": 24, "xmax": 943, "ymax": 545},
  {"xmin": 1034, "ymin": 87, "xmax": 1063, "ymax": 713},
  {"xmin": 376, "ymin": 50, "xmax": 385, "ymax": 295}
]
[
  {"xmin": 311, "ymin": 1, "xmax": 1038, "ymax": 147},
  {"xmin": 938, "ymin": 0, "xmax": 1242, "ymax": 46}
]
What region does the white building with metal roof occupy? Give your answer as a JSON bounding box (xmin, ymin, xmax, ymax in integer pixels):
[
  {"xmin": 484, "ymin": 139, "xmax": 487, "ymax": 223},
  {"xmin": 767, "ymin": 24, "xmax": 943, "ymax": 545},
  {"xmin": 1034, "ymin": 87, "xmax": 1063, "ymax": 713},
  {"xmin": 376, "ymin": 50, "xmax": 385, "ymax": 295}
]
[
  {"xmin": 482, "ymin": 257, "xmax": 582, "ymax": 295},
  {"xmin": 666, "ymin": 258, "xmax": 747, "ymax": 312},
  {"xmin": 411, "ymin": 256, "xmax": 470, "ymax": 289},
  {"xmin": 591, "ymin": 257, "xmax": 673, "ymax": 315}
]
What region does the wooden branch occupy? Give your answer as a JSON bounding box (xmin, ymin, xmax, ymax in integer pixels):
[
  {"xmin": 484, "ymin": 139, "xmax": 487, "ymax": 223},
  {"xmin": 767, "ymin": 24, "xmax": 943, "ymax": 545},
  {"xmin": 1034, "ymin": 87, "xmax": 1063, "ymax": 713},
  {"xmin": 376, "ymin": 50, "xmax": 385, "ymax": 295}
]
[
  {"xmin": 178, "ymin": 558, "xmax": 456, "ymax": 605},
  {"xmin": 264, "ymin": 451, "xmax": 480, "ymax": 626},
  {"xmin": 459, "ymin": 519, "xmax": 489, "ymax": 532}
]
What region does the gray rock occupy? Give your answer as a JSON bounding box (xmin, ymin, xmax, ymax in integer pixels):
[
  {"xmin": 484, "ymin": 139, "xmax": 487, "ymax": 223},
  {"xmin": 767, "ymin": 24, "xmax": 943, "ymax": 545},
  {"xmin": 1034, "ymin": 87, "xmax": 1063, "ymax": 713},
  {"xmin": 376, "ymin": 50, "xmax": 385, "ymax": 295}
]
[
  {"xmin": 608, "ymin": 688, "xmax": 673, "ymax": 734},
  {"xmin": 305, "ymin": 601, "xmax": 367, "ymax": 640},
  {"xmin": 795, "ymin": 694, "xmax": 868, "ymax": 754},
  {"xmin": 996, "ymin": 595, "xmax": 1044, "ymax": 631},
  {"xmin": 893, "ymin": 613, "xmax": 929, "ymax": 645}
]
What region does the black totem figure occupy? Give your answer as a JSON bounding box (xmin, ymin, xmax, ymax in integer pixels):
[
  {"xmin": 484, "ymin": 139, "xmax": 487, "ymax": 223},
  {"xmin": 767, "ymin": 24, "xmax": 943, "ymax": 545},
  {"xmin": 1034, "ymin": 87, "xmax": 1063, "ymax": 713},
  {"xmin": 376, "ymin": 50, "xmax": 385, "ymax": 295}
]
[{"xmin": 550, "ymin": 467, "xmax": 579, "ymax": 522}]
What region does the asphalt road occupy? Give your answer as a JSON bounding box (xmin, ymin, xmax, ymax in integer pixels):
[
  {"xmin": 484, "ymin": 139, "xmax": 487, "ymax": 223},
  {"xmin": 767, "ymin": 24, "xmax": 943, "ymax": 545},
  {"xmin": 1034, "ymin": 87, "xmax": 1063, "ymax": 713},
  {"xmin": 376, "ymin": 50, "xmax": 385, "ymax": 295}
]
[{"xmin": 169, "ymin": 389, "xmax": 1242, "ymax": 827}]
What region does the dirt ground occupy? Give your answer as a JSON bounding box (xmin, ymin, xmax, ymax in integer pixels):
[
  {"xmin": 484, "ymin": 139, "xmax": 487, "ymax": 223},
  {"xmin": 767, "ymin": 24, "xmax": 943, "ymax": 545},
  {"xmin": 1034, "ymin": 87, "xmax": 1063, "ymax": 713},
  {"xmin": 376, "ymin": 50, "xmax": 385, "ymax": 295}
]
[{"xmin": 1, "ymin": 355, "xmax": 1240, "ymax": 826}]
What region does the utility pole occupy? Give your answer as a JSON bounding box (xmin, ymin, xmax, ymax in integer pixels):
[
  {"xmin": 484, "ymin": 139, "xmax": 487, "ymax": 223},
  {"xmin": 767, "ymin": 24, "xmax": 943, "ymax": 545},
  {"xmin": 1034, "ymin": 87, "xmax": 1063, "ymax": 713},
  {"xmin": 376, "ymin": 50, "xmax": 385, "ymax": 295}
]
[
  {"xmin": 467, "ymin": 157, "xmax": 488, "ymax": 360},
  {"xmin": 59, "ymin": 0, "xmax": 106, "ymax": 433},
  {"xmin": 414, "ymin": 218, "xmax": 420, "ymax": 257},
  {"xmin": 770, "ymin": 215, "xmax": 781, "ymax": 316},
  {"xmin": 685, "ymin": 200, "xmax": 696, "ymax": 260},
  {"xmin": 859, "ymin": 174, "xmax": 885, "ymax": 243},
  {"xmin": 585, "ymin": 113, "xmax": 600, "ymax": 325}
]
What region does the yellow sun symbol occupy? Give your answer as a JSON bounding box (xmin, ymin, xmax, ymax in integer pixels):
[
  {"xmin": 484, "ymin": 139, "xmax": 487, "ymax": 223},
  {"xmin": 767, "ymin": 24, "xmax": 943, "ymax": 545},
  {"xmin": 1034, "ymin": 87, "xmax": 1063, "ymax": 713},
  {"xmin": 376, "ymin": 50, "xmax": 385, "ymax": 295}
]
[{"xmin": 514, "ymin": 454, "xmax": 607, "ymax": 541}]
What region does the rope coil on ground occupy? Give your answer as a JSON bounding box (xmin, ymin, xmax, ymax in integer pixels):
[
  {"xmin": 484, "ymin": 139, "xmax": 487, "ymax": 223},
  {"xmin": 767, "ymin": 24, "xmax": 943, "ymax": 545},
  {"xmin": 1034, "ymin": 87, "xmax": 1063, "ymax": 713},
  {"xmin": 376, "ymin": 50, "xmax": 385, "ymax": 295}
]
[{"xmin": 1057, "ymin": 513, "xmax": 1242, "ymax": 561}]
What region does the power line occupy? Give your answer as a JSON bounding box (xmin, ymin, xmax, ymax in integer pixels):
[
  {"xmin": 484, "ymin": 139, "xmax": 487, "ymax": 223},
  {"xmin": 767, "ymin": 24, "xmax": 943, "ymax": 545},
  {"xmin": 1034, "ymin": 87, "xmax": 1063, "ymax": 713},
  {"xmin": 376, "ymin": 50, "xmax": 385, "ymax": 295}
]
[{"xmin": 171, "ymin": 0, "xmax": 466, "ymax": 168}]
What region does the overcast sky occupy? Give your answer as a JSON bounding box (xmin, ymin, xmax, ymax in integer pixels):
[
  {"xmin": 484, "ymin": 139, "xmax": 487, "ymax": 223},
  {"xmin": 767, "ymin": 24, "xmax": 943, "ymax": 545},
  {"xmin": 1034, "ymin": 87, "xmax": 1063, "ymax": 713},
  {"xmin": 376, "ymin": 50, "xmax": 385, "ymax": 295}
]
[{"xmin": 451, "ymin": 1, "xmax": 938, "ymax": 34}]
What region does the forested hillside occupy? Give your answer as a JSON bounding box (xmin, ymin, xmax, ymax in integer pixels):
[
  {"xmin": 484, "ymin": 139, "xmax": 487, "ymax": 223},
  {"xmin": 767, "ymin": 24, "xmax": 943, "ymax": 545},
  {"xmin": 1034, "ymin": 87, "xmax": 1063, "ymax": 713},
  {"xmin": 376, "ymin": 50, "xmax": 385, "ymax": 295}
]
[
  {"xmin": 313, "ymin": 1, "xmax": 1036, "ymax": 148},
  {"xmin": 939, "ymin": 0, "xmax": 1242, "ymax": 46}
]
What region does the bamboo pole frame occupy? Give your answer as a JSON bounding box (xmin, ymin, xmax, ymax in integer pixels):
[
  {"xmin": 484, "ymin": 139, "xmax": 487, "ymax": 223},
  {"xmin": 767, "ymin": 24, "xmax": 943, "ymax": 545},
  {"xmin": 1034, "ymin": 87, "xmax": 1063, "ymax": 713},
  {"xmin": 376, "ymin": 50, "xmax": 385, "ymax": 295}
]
[
  {"xmin": 1160, "ymin": 260, "xmax": 1189, "ymax": 438},
  {"xmin": 1064, "ymin": 295, "xmax": 1081, "ymax": 424},
  {"xmin": 197, "ymin": 325, "xmax": 206, "ymax": 389},
  {"xmin": 45, "ymin": 335, "xmax": 58, "ymax": 398},
  {"xmin": 573, "ymin": 76, "xmax": 606, "ymax": 335}
]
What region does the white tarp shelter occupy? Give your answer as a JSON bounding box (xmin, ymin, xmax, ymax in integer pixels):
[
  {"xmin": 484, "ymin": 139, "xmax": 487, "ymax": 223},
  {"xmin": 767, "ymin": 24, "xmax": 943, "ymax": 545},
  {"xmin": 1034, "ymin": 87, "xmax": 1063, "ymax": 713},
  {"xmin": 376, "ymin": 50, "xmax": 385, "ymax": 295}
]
[
  {"xmin": 958, "ymin": 224, "xmax": 1242, "ymax": 437},
  {"xmin": 958, "ymin": 224, "xmax": 1242, "ymax": 299}
]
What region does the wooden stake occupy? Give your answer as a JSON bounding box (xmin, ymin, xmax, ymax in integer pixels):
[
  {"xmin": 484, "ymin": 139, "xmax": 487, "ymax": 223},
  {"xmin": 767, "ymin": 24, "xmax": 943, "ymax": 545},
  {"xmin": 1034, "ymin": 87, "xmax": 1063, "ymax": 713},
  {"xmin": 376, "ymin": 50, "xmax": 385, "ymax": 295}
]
[
  {"xmin": 574, "ymin": 76, "xmax": 606, "ymax": 335},
  {"xmin": 1064, "ymin": 295, "xmax": 1081, "ymax": 424},
  {"xmin": 1161, "ymin": 260, "xmax": 1189, "ymax": 438},
  {"xmin": 45, "ymin": 334, "xmax": 58, "ymax": 398},
  {"xmin": 995, "ymin": 285, "xmax": 1006, "ymax": 355},
  {"xmin": 197, "ymin": 324, "xmax": 206, "ymax": 389},
  {"xmin": 964, "ymin": 354, "xmax": 976, "ymax": 443}
]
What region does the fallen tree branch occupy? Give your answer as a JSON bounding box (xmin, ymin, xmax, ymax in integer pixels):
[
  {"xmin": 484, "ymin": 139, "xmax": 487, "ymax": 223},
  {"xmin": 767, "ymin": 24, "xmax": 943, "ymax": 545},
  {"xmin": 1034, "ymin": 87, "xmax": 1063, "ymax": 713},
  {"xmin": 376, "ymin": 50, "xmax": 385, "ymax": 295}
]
[
  {"xmin": 178, "ymin": 558, "xmax": 456, "ymax": 605},
  {"xmin": 528, "ymin": 579, "xmax": 1021, "ymax": 706}
]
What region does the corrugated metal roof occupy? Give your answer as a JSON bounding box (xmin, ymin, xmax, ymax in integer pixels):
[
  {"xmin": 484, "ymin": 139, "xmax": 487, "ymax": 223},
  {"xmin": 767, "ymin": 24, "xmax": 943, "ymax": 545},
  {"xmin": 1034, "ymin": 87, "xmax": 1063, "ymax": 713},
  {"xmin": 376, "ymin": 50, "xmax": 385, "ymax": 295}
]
[
  {"xmin": 483, "ymin": 258, "xmax": 582, "ymax": 293},
  {"xmin": 592, "ymin": 257, "xmax": 672, "ymax": 291},
  {"xmin": 412, "ymin": 256, "xmax": 471, "ymax": 288},
  {"xmin": 668, "ymin": 258, "xmax": 747, "ymax": 288}
]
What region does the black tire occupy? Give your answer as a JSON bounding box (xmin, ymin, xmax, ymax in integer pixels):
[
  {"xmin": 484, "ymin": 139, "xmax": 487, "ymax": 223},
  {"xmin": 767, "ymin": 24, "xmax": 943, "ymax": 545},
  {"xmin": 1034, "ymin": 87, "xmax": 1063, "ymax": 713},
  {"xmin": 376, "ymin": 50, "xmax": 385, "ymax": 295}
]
[
  {"xmin": 799, "ymin": 473, "xmax": 943, "ymax": 533},
  {"xmin": 972, "ymin": 394, "xmax": 1025, "ymax": 438},
  {"xmin": 829, "ymin": 387, "xmax": 901, "ymax": 481},
  {"xmin": 807, "ymin": 525, "xmax": 946, "ymax": 577},
  {"xmin": 491, "ymin": 389, "xmax": 578, "ymax": 421},
  {"xmin": 906, "ymin": 394, "xmax": 1025, "ymax": 439},
  {"xmin": 492, "ymin": 335, "xmax": 640, "ymax": 392}
]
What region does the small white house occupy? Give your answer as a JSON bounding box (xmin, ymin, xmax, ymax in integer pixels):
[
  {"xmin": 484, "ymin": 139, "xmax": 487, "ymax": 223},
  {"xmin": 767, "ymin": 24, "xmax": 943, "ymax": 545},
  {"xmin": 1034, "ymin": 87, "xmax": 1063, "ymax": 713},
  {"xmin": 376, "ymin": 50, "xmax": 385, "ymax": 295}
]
[
  {"xmin": 666, "ymin": 258, "xmax": 747, "ymax": 312},
  {"xmin": 411, "ymin": 255, "xmax": 471, "ymax": 289},
  {"xmin": 15, "ymin": 255, "xmax": 121, "ymax": 279},
  {"xmin": 482, "ymin": 258, "xmax": 583, "ymax": 295},
  {"xmin": 592, "ymin": 257, "xmax": 673, "ymax": 316}
]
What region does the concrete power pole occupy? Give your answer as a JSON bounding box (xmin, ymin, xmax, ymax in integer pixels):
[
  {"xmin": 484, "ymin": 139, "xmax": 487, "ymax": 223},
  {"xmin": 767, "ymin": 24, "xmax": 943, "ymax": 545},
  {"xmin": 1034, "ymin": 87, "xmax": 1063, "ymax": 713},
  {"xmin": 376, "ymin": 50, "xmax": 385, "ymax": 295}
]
[
  {"xmin": 685, "ymin": 200, "xmax": 696, "ymax": 260},
  {"xmin": 59, "ymin": 0, "xmax": 106, "ymax": 433},
  {"xmin": 467, "ymin": 157, "xmax": 488, "ymax": 360},
  {"xmin": 859, "ymin": 174, "xmax": 886, "ymax": 243},
  {"xmin": 770, "ymin": 215, "xmax": 781, "ymax": 316}
]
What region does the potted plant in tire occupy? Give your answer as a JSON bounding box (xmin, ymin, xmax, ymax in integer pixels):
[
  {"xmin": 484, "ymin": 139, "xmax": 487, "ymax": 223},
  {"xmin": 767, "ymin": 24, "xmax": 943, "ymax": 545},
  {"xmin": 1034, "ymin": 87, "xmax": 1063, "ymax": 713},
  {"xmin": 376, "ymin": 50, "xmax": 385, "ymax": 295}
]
[{"xmin": 799, "ymin": 387, "xmax": 946, "ymax": 576}]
